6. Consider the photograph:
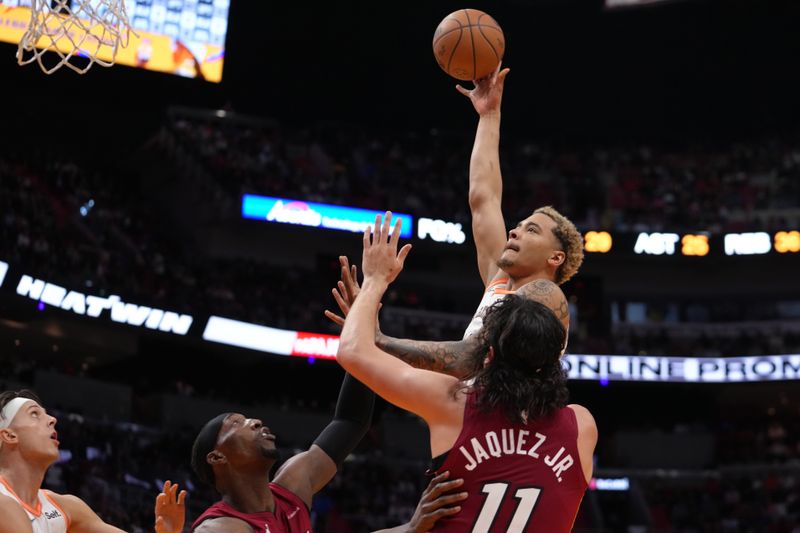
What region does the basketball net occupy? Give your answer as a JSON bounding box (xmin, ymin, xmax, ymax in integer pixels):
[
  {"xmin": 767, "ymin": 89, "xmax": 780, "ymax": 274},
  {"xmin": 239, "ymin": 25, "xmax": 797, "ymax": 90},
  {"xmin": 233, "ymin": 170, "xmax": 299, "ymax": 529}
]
[{"xmin": 17, "ymin": 0, "xmax": 134, "ymax": 74}]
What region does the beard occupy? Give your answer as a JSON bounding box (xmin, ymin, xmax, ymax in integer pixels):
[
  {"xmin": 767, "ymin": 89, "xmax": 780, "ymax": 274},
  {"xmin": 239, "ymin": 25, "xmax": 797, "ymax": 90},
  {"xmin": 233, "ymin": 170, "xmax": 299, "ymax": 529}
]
[
  {"xmin": 261, "ymin": 446, "xmax": 280, "ymax": 461},
  {"xmin": 497, "ymin": 257, "xmax": 513, "ymax": 269}
]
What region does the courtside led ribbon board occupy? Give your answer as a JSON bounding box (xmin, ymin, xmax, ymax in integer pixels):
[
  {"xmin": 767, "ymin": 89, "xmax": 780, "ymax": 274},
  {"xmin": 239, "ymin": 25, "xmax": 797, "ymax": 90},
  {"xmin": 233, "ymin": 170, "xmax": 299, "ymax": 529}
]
[
  {"xmin": 202, "ymin": 316, "xmax": 800, "ymax": 383},
  {"xmin": 563, "ymin": 354, "xmax": 800, "ymax": 383},
  {"xmin": 13, "ymin": 273, "xmax": 193, "ymax": 336},
  {"xmin": 203, "ymin": 316, "xmax": 338, "ymax": 359},
  {"xmin": 242, "ymin": 194, "xmax": 413, "ymax": 238}
]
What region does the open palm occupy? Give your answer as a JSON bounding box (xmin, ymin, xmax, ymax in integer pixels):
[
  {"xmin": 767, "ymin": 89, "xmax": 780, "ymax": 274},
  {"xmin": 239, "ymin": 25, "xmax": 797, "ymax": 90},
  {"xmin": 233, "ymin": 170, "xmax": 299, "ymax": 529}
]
[
  {"xmin": 361, "ymin": 212, "xmax": 412, "ymax": 284},
  {"xmin": 155, "ymin": 480, "xmax": 186, "ymax": 533}
]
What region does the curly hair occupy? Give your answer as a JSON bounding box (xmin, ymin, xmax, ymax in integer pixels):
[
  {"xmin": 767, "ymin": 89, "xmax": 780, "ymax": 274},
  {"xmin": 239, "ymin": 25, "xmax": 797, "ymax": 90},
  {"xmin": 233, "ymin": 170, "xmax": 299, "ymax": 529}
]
[
  {"xmin": 534, "ymin": 206, "xmax": 584, "ymax": 285},
  {"xmin": 460, "ymin": 295, "xmax": 569, "ymax": 424}
]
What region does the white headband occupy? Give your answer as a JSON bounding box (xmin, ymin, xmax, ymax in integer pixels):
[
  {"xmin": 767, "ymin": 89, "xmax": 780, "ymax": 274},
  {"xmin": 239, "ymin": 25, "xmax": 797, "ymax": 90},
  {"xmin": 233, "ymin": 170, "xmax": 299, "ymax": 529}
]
[{"xmin": 0, "ymin": 398, "xmax": 33, "ymax": 430}]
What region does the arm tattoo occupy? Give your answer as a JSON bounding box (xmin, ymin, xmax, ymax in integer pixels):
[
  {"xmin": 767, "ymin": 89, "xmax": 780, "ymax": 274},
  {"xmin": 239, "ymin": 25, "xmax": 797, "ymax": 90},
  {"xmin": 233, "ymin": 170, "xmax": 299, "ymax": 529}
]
[
  {"xmin": 517, "ymin": 279, "xmax": 570, "ymax": 322},
  {"xmin": 376, "ymin": 334, "xmax": 473, "ymax": 379}
]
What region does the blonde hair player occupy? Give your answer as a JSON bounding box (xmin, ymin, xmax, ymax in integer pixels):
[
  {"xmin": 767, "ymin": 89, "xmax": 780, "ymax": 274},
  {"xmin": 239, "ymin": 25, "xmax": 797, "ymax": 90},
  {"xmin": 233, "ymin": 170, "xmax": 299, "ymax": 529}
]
[
  {"xmin": 0, "ymin": 390, "xmax": 185, "ymax": 533},
  {"xmin": 326, "ymin": 64, "xmax": 585, "ymax": 379}
]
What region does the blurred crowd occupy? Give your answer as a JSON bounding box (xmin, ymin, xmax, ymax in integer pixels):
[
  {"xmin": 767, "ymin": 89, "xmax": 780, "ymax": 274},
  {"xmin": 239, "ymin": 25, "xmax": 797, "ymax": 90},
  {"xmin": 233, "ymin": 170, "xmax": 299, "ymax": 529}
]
[
  {"xmin": 3, "ymin": 141, "xmax": 800, "ymax": 359},
  {"xmin": 642, "ymin": 472, "xmax": 800, "ymax": 532},
  {"xmin": 165, "ymin": 109, "xmax": 800, "ymax": 232}
]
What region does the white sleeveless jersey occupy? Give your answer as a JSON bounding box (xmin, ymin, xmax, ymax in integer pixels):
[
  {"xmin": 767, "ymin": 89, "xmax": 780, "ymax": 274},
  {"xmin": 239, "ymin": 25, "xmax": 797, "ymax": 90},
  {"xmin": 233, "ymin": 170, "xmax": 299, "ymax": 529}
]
[
  {"xmin": 463, "ymin": 278, "xmax": 514, "ymax": 339},
  {"xmin": 0, "ymin": 478, "xmax": 69, "ymax": 533},
  {"xmin": 463, "ymin": 277, "xmax": 570, "ymax": 353}
]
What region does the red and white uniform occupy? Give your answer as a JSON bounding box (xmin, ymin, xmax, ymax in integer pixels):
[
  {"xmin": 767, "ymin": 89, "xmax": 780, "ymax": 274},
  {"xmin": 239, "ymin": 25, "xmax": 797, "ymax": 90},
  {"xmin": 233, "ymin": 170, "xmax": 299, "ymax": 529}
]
[
  {"xmin": 0, "ymin": 476, "xmax": 70, "ymax": 533},
  {"xmin": 432, "ymin": 393, "xmax": 587, "ymax": 532},
  {"xmin": 191, "ymin": 483, "xmax": 312, "ymax": 533}
]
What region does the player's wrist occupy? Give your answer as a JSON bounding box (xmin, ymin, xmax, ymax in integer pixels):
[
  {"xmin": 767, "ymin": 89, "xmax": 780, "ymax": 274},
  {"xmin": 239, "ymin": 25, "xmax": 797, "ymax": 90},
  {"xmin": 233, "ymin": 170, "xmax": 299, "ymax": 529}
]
[
  {"xmin": 402, "ymin": 520, "xmax": 420, "ymax": 533},
  {"xmin": 361, "ymin": 277, "xmax": 389, "ymax": 291},
  {"xmin": 479, "ymin": 110, "xmax": 501, "ymax": 120}
]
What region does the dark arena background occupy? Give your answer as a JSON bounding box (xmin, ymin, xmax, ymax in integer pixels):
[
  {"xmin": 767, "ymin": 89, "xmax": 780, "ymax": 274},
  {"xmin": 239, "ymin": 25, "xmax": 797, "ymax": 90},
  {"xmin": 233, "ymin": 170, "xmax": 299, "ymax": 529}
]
[{"xmin": 1, "ymin": 0, "xmax": 799, "ymax": 530}]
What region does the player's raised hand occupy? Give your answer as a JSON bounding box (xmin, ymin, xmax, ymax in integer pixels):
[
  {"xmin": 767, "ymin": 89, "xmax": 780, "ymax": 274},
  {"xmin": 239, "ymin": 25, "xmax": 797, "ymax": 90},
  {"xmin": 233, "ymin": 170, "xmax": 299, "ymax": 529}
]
[
  {"xmin": 361, "ymin": 212, "xmax": 412, "ymax": 285},
  {"xmin": 324, "ymin": 256, "xmax": 360, "ymax": 327},
  {"xmin": 406, "ymin": 471, "xmax": 467, "ymax": 532},
  {"xmin": 338, "ymin": 255, "xmax": 360, "ymax": 305},
  {"xmin": 154, "ymin": 480, "xmax": 186, "ymax": 533},
  {"xmin": 456, "ymin": 62, "xmax": 510, "ymax": 117}
]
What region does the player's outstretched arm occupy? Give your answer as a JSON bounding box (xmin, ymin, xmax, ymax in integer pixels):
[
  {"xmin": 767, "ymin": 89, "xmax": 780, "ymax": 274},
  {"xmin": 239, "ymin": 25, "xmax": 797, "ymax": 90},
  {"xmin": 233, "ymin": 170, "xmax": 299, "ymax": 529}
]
[
  {"xmin": 376, "ymin": 282, "xmax": 570, "ymax": 372},
  {"xmin": 372, "ymin": 471, "xmax": 467, "ymax": 533},
  {"xmin": 278, "ymin": 218, "xmax": 430, "ymax": 507},
  {"xmin": 380, "ymin": 279, "xmax": 572, "ymax": 372},
  {"xmin": 458, "ymin": 65, "xmax": 512, "ymax": 286},
  {"xmin": 46, "ymin": 492, "xmax": 126, "ymax": 533},
  {"xmin": 324, "ymin": 256, "xmax": 476, "ymax": 379},
  {"xmin": 336, "ymin": 213, "xmax": 461, "ymax": 420},
  {"xmin": 375, "ymin": 333, "xmax": 477, "ymax": 379},
  {"xmin": 273, "ymin": 369, "xmax": 375, "ymax": 508}
]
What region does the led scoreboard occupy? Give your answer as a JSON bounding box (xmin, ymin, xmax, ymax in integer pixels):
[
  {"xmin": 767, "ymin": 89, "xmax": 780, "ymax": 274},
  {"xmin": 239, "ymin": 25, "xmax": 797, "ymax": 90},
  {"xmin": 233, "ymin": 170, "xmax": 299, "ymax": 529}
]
[
  {"xmin": 0, "ymin": 0, "xmax": 231, "ymax": 81},
  {"xmin": 128, "ymin": 0, "xmax": 229, "ymax": 81}
]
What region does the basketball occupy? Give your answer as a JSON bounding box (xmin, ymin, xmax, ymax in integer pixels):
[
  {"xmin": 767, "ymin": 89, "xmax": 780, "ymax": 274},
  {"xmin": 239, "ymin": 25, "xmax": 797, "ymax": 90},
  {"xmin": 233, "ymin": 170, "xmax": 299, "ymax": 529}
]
[{"xmin": 432, "ymin": 9, "xmax": 505, "ymax": 81}]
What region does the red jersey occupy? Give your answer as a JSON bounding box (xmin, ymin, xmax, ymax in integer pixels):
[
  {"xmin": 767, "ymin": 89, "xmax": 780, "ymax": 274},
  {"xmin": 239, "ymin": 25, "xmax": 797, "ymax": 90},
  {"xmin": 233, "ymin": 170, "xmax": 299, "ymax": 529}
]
[
  {"xmin": 191, "ymin": 483, "xmax": 312, "ymax": 533},
  {"xmin": 432, "ymin": 393, "xmax": 587, "ymax": 532}
]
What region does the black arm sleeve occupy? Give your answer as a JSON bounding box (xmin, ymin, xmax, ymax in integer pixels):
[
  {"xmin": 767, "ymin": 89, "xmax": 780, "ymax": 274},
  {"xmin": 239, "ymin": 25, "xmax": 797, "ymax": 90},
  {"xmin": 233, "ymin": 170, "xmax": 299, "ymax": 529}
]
[{"xmin": 313, "ymin": 373, "xmax": 375, "ymax": 465}]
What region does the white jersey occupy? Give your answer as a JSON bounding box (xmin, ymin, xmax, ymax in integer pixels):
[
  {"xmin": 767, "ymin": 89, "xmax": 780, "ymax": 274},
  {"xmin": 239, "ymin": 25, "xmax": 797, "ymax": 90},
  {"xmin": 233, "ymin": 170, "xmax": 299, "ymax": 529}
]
[
  {"xmin": 463, "ymin": 277, "xmax": 570, "ymax": 353},
  {"xmin": 463, "ymin": 277, "xmax": 514, "ymax": 339},
  {"xmin": 0, "ymin": 477, "xmax": 69, "ymax": 533}
]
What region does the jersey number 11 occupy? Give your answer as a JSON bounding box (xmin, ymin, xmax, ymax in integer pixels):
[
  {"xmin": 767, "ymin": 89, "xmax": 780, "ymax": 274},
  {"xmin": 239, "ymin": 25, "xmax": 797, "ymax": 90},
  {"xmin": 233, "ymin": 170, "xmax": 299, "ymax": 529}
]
[{"xmin": 472, "ymin": 482, "xmax": 542, "ymax": 533}]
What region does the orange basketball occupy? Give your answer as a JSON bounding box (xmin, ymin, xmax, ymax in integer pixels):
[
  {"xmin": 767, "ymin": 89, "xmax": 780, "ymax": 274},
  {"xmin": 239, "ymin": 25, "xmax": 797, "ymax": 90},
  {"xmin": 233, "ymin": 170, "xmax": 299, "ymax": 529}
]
[{"xmin": 432, "ymin": 9, "xmax": 505, "ymax": 81}]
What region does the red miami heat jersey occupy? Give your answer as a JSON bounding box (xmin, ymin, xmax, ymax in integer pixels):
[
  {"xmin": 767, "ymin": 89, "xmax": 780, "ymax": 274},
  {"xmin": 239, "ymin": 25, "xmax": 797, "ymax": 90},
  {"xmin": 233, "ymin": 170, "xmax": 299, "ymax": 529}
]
[
  {"xmin": 191, "ymin": 482, "xmax": 312, "ymax": 533},
  {"xmin": 432, "ymin": 393, "xmax": 587, "ymax": 532}
]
